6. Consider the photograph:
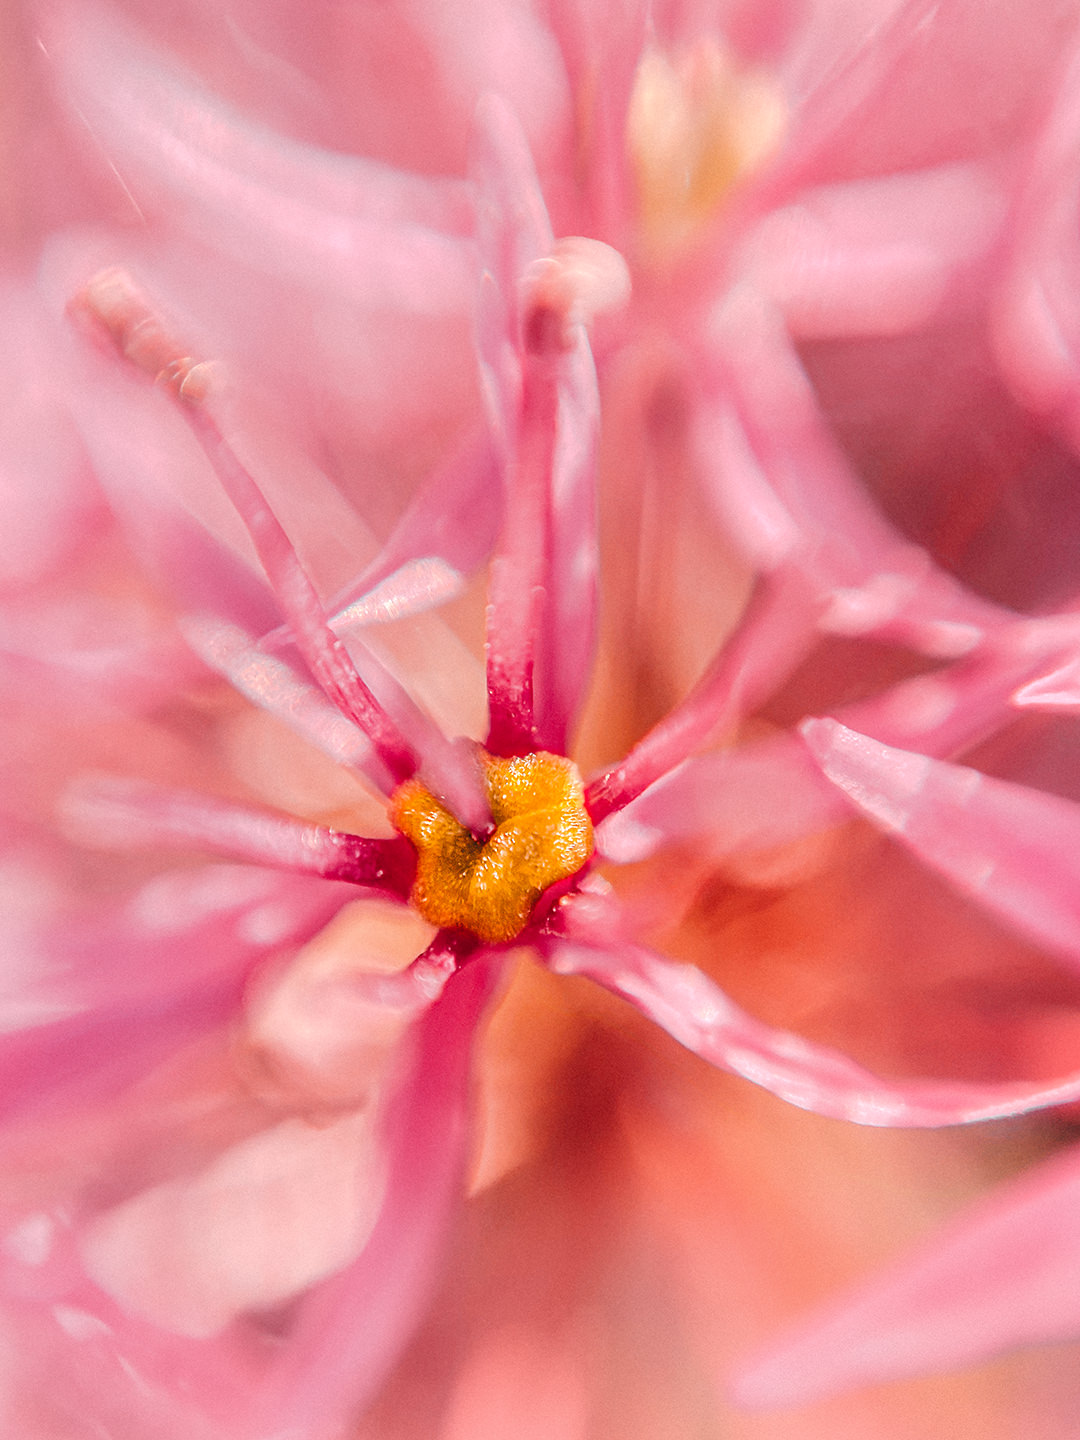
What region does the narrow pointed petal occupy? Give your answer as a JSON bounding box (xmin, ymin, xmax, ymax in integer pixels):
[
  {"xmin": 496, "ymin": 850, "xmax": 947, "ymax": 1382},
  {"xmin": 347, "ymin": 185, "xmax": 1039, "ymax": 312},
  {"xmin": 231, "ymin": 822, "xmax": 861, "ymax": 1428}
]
[
  {"xmin": 180, "ymin": 614, "xmax": 381, "ymax": 780},
  {"xmin": 550, "ymin": 940, "xmax": 1080, "ymax": 1124},
  {"xmin": 801, "ymin": 718, "xmax": 1080, "ymax": 968},
  {"xmin": 587, "ymin": 569, "xmax": 820, "ymax": 823},
  {"xmin": 62, "ymin": 775, "xmax": 414, "ymax": 894},
  {"xmin": 1013, "ymin": 655, "xmax": 1080, "ymax": 711},
  {"xmin": 733, "ymin": 1139, "xmax": 1080, "ymax": 1407},
  {"xmin": 331, "ymin": 560, "xmax": 466, "ymax": 628},
  {"xmin": 597, "ymin": 618, "xmax": 1080, "ymax": 860},
  {"xmin": 291, "ymin": 431, "xmax": 500, "ymax": 637}
]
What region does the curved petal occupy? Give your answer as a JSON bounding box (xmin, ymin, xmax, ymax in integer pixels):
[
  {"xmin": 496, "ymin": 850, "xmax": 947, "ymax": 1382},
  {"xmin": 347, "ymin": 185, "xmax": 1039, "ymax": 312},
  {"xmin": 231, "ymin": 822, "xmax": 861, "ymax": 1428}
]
[
  {"xmin": 549, "ymin": 939, "xmax": 1080, "ymax": 1125},
  {"xmin": 180, "ymin": 614, "xmax": 378, "ymax": 779},
  {"xmin": 801, "ymin": 717, "xmax": 1080, "ymax": 969},
  {"xmin": 324, "ymin": 431, "xmax": 502, "ymax": 629},
  {"xmin": 736, "ymin": 161, "xmax": 1007, "ymax": 340},
  {"xmin": 733, "ymin": 1138, "xmax": 1080, "ymax": 1407},
  {"xmin": 594, "ymin": 731, "xmax": 844, "ymax": 864},
  {"xmin": 44, "ymin": 2, "xmax": 475, "ymax": 315},
  {"xmin": 51, "ymin": 867, "xmax": 346, "ymax": 1016},
  {"xmin": 700, "ymin": 288, "xmax": 1008, "ymax": 652},
  {"xmin": 596, "ymin": 619, "xmax": 1080, "ymax": 859},
  {"xmin": 586, "ymin": 568, "xmax": 821, "ymax": 823},
  {"xmin": 0, "ymin": 951, "xmax": 501, "ymax": 1440}
]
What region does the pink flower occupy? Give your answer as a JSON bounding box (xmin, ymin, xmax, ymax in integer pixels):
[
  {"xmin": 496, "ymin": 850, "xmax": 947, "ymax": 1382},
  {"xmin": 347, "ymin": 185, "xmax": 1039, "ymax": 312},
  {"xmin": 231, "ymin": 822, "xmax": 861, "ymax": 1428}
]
[{"xmin": 7, "ymin": 0, "xmax": 1080, "ymax": 1436}]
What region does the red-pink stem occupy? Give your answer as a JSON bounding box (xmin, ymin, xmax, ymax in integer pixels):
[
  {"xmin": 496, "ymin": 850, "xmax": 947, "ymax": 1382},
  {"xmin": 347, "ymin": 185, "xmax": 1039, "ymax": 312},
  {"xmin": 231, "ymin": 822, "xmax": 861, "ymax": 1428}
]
[
  {"xmin": 485, "ymin": 357, "xmax": 558, "ymax": 756},
  {"xmin": 187, "ymin": 407, "xmax": 417, "ymax": 786}
]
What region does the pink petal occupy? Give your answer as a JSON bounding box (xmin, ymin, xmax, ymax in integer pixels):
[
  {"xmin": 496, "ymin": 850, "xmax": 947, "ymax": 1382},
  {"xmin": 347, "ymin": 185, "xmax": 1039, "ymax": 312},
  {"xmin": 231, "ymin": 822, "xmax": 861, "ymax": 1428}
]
[
  {"xmin": 1012, "ymin": 654, "xmax": 1080, "ymax": 711},
  {"xmin": 993, "ymin": 36, "xmax": 1080, "ymax": 428},
  {"xmin": 323, "ymin": 431, "xmax": 501, "ymax": 627},
  {"xmin": 0, "ymin": 286, "xmax": 100, "ymax": 592},
  {"xmin": 249, "ymin": 951, "xmax": 504, "ymax": 1439},
  {"xmin": 0, "ymin": 866, "xmax": 349, "ymax": 1122},
  {"xmin": 62, "ymin": 774, "xmax": 414, "ymax": 893},
  {"xmin": 770, "ymin": 0, "xmax": 1072, "ymax": 191},
  {"xmin": 472, "ymin": 95, "xmax": 554, "ymax": 755},
  {"xmin": 163, "ymin": 394, "xmax": 416, "ymax": 790},
  {"xmin": 815, "ymin": 617, "xmax": 1080, "ymax": 767},
  {"xmin": 179, "ymin": 615, "xmax": 378, "ymax": 779},
  {"xmin": 594, "ymin": 732, "xmax": 844, "ymax": 865},
  {"xmin": 801, "ymin": 717, "xmax": 1080, "ymax": 968},
  {"xmin": 32, "ymin": 864, "xmax": 348, "ymax": 1017},
  {"xmin": 733, "ymin": 1138, "xmax": 1080, "ymax": 1406},
  {"xmin": 61, "ymin": 361, "xmax": 282, "ymax": 639},
  {"xmin": 586, "ymin": 569, "xmax": 821, "ymax": 823},
  {"xmin": 597, "ymin": 617, "xmax": 1080, "ymax": 858},
  {"xmin": 701, "ymin": 289, "xmax": 1007, "ymax": 650},
  {"xmin": 549, "ymin": 939, "xmax": 1080, "ymax": 1124},
  {"xmin": 0, "ymin": 945, "xmax": 496, "ymax": 1440},
  {"xmin": 45, "ymin": 3, "xmax": 476, "ymax": 316},
  {"xmin": 738, "ymin": 162, "xmax": 1006, "ymax": 339},
  {"xmin": 0, "ymin": 594, "xmax": 201, "ymax": 717},
  {"xmin": 471, "ymin": 94, "xmax": 551, "ymax": 459}
]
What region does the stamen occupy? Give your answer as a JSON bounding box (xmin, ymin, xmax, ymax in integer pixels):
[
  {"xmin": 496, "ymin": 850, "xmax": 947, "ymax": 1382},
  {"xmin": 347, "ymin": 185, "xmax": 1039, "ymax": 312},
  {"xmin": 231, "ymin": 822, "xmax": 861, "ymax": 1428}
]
[
  {"xmin": 521, "ymin": 238, "xmax": 631, "ymax": 355},
  {"xmin": 75, "ymin": 269, "xmax": 418, "ymax": 791},
  {"xmin": 484, "ymin": 365, "xmax": 554, "ymax": 757},
  {"xmin": 391, "ymin": 750, "xmax": 593, "ymax": 945}
]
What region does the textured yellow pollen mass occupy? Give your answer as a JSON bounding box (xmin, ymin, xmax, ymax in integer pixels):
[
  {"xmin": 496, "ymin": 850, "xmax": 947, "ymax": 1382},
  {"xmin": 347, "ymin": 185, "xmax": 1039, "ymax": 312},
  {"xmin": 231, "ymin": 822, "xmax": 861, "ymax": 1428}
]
[{"xmin": 390, "ymin": 751, "xmax": 594, "ymax": 945}]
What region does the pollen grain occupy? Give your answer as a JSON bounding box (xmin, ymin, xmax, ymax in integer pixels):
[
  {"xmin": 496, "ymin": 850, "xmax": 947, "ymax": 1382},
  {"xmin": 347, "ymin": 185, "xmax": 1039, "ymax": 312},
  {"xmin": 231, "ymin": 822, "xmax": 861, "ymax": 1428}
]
[{"xmin": 390, "ymin": 750, "xmax": 594, "ymax": 945}]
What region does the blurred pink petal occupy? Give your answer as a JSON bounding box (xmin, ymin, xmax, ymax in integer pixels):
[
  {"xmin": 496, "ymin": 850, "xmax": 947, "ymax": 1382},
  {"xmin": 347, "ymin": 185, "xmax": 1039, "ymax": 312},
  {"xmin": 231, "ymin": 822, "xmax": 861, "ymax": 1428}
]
[
  {"xmin": 250, "ymin": 953, "xmax": 503, "ymax": 1440},
  {"xmin": 551, "ymin": 938, "xmax": 1080, "ymax": 1126},
  {"xmin": 734, "ymin": 1138, "xmax": 1080, "ymax": 1407},
  {"xmin": 61, "ymin": 774, "xmax": 414, "ymax": 890},
  {"xmin": 737, "ymin": 162, "xmax": 1007, "ymax": 339},
  {"xmin": 44, "ymin": 3, "xmax": 477, "ymax": 315},
  {"xmin": 702, "ymin": 287, "xmax": 1007, "ymax": 651},
  {"xmin": 801, "ymin": 718, "xmax": 1080, "ymax": 968}
]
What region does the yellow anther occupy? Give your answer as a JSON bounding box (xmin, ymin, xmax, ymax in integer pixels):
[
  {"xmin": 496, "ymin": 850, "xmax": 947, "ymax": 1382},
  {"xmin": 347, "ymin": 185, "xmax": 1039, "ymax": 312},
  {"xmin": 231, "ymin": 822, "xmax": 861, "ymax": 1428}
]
[
  {"xmin": 390, "ymin": 751, "xmax": 594, "ymax": 945},
  {"xmin": 627, "ymin": 40, "xmax": 786, "ymax": 260}
]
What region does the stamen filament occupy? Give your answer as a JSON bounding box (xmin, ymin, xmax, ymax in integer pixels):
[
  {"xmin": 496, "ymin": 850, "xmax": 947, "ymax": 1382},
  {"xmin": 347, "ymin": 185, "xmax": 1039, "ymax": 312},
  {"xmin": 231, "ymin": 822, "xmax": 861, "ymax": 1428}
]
[
  {"xmin": 485, "ymin": 358, "xmax": 557, "ymax": 756},
  {"xmin": 587, "ymin": 570, "xmax": 818, "ymax": 822},
  {"xmin": 76, "ymin": 269, "xmax": 418, "ymax": 790}
]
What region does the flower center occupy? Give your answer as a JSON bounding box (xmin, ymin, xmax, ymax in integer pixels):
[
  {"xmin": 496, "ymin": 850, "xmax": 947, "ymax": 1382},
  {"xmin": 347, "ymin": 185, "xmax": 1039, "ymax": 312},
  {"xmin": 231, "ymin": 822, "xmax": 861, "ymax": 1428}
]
[
  {"xmin": 627, "ymin": 40, "xmax": 785, "ymax": 258},
  {"xmin": 390, "ymin": 750, "xmax": 594, "ymax": 945}
]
